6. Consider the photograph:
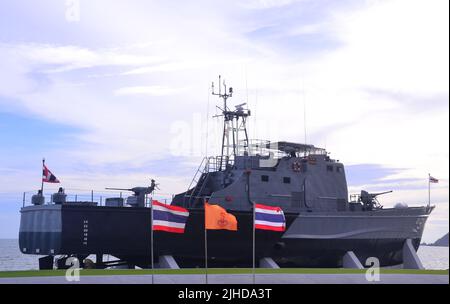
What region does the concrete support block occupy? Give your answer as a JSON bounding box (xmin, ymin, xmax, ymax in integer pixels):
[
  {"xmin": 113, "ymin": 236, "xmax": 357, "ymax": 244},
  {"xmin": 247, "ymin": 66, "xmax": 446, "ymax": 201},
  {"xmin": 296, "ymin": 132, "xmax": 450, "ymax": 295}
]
[
  {"xmin": 259, "ymin": 257, "xmax": 280, "ymax": 269},
  {"xmin": 343, "ymin": 251, "xmax": 364, "ymax": 269},
  {"xmin": 39, "ymin": 256, "xmax": 54, "ymax": 270},
  {"xmin": 403, "ymin": 239, "xmax": 424, "ymax": 270},
  {"xmin": 158, "ymin": 255, "xmax": 180, "ymax": 269}
]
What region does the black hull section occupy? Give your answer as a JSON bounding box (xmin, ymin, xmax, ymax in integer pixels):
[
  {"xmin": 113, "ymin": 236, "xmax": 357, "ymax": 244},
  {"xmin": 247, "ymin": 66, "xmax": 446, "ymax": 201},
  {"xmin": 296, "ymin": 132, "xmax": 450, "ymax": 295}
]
[{"xmin": 19, "ymin": 205, "xmax": 424, "ymax": 268}]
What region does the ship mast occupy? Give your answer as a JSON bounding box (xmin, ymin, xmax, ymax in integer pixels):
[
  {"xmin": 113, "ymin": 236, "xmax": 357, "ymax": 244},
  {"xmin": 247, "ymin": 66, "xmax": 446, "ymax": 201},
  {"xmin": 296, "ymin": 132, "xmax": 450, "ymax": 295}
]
[{"xmin": 212, "ymin": 76, "xmax": 251, "ymax": 171}]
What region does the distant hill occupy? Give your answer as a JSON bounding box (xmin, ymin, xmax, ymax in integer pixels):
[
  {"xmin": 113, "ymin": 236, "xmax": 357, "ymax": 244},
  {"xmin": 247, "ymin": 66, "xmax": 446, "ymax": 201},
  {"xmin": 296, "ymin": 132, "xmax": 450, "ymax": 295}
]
[{"xmin": 432, "ymin": 233, "xmax": 449, "ymax": 247}]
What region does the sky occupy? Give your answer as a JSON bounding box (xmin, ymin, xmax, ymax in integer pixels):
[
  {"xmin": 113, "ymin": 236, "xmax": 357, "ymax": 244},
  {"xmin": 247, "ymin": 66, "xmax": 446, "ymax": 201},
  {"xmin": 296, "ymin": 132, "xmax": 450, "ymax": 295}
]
[{"xmin": 0, "ymin": 0, "xmax": 448, "ymax": 242}]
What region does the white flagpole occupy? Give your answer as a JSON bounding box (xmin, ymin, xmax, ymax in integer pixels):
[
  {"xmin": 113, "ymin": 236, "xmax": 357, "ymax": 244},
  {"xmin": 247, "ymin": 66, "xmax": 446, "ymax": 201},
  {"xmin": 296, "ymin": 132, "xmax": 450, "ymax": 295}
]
[
  {"xmin": 205, "ymin": 227, "xmax": 208, "ymax": 284},
  {"xmin": 428, "ymin": 173, "xmax": 431, "ymax": 208},
  {"xmin": 150, "ymin": 195, "xmax": 154, "ymax": 284},
  {"xmin": 204, "ymin": 199, "xmax": 208, "ymax": 284},
  {"xmin": 41, "ymin": 158, "xmax": 45, "ymax": 195},
  {"xmin": 252, "ymin": 201, "xmax": 256, "ymax": 284}
]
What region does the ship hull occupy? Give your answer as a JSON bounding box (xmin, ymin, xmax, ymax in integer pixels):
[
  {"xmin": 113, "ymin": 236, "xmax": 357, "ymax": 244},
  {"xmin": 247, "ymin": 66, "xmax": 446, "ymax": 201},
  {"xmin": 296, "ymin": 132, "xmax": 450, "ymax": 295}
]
[{"xmin": 19, "ymin": 205, "xmax": 431, "ymax": 268}]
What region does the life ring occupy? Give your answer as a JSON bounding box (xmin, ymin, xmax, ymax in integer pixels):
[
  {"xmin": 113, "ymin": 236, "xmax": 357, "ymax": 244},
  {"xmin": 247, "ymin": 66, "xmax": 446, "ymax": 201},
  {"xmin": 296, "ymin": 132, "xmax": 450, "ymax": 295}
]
[{"xmin": 292, "ymin": 161, "xmax": 302, "ymax": 172}]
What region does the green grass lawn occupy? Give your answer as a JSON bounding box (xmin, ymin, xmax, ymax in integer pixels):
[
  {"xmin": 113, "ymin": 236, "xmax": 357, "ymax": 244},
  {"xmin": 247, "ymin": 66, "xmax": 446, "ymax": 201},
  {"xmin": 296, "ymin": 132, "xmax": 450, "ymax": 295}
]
[{"xmin": 0, "ymin": 268, "xmax": 448, "ymax": 278}]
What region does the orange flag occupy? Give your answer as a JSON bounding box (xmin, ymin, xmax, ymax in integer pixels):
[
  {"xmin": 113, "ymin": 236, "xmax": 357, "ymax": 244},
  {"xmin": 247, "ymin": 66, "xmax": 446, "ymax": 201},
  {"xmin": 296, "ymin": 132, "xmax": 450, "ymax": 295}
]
[{"xmin": 205, "ymin": 202, "xmax": 238, "ymax": 231}]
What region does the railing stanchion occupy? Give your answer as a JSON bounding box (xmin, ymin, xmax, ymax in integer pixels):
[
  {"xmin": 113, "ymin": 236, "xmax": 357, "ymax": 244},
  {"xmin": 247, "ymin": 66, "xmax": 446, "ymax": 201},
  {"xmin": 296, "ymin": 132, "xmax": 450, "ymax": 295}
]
[{"xmin": 23, "ymin": 192, "xmax": 26, "ymax": 208}]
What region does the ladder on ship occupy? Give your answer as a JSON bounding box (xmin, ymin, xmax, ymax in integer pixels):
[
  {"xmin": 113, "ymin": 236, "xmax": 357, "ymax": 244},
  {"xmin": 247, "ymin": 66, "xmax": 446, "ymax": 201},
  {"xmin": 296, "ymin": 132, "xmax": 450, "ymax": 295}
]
[{"xmin": 183, "ymin": 157, "xmax": 211, "ymax": 208}]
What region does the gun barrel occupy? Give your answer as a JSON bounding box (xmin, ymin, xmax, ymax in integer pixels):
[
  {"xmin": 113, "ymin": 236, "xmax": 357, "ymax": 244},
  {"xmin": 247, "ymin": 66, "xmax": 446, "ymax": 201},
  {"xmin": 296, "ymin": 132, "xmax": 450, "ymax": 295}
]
[
  {"xmin": 372, "ymin": 190, "xmax": 393, "ymax": 196},
  {"xmin": 105, "ymin": 188, "xmax": 133, "ymax": 191}
]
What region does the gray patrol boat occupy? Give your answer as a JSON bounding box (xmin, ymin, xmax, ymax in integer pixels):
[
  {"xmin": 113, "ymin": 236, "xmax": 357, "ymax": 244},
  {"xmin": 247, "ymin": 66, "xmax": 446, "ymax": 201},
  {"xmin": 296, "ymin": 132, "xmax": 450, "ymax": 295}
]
[{"xmin": 19, "ymin": 77, "xmax": 433, "ymax": 269}]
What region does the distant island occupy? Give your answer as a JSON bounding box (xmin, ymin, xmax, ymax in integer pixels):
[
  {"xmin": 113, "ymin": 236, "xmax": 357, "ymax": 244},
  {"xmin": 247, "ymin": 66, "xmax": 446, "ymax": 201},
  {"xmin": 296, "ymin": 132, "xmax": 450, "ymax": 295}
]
[{"xmin": 422, "ymin": 233, "xmax": 449, "ymax": 247}]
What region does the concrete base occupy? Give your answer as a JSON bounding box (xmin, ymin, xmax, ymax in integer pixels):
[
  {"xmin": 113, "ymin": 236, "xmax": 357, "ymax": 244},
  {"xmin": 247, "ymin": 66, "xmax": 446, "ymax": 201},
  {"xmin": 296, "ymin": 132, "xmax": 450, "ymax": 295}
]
[
  {"xmin": 259, "ymin": 257, "xmax": 280, "ymax": 269},
  {"xmin": 158, "ymin": 255, "xmax": 180, "ymax": 269},
  {"xmin": 403, "ymin": 239, "xmax": 424, "ymax": 270},
  {"xmin": 38, "ymin": 256, "xmax": 54, "ymax": 270},
  {"xmin": 342, "ymin": 251, "xmax": 364, "ymax": 269}
]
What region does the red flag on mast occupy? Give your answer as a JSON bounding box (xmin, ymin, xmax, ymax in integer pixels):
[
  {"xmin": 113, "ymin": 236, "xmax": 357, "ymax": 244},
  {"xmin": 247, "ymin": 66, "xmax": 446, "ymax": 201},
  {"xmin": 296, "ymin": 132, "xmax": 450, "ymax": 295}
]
[{"xmin": 42, "ymin": 164, "xmax": 60, "ymax": 183}]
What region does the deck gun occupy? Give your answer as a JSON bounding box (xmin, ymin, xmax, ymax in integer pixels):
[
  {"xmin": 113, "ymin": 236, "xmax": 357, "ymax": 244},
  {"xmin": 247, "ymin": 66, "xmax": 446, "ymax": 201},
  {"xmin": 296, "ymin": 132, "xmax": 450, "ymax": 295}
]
[
  {"xmin": 359, "ymin": 190, "xmax": 393, "ymax": 210},
  {"xmin": 106, "ymin": 180, "xmax": 159, "ymax": 207}
]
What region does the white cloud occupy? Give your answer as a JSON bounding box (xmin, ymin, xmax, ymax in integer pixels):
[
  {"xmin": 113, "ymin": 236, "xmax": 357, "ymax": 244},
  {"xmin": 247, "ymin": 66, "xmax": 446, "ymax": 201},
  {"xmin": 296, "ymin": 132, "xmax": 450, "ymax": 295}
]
[
  {"xmin": 0, "ymin": 43, "xmax": 165, "ymax": 74},
  {"xmin": 286, "ymin": 23, "xmax": 328, "ymax": 36},
  {"xmin": 114, "ymin": 85, "xmax": 185, "ymax": 96},
  {"xmin": 328, "ymin": 0, "xmax": 449, "ymax": 94},
  {"xmin": 240, "ymin": 0, "xmax": 304, "ymax": 10}
]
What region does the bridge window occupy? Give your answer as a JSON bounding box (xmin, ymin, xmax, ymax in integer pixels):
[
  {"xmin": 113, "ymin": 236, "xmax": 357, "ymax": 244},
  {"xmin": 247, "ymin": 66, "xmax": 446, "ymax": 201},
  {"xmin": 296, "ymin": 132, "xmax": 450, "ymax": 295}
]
[
  {"xmin": 327, "ymin": 165, "xmax": 333, "ymax": 172},
  {"xmin": 336, "ymin": 166, "xmax": 342, "ymax": 173},
  {"xmin": 283, "ymin": 177, "xmax": 291, "ymax": 184},
  {"xmin": 261, "ymin": 175, "xmax": 269, "ymax": 182}
]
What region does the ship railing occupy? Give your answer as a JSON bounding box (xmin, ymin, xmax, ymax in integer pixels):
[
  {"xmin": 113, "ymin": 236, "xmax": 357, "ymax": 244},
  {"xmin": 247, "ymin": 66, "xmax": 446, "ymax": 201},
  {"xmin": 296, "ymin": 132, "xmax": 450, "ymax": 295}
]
[
  {"xmin": 349, "ymin": 194, "xmax": 361, "ymax": 204},
  {"xmin": 204, "ymin": 156, "xmax": 234, "ymax": 172},
  {"xmin": 21, "ymin": 189, "xmax": 173, "ymax": 208},
  {"xmin": 245, "ymin": 139, "xmax": 327, "ymax": 158},
  {"xmin": 21, "ymin": 190, "xmax": 107, "ymax": 207},
  {"xmin": 143, "ymin": 196, "xmax": 173, "ymax": 207},
  {"xmin": 245, "ymin": 140, "xmax": 286, "ymax": 159}
]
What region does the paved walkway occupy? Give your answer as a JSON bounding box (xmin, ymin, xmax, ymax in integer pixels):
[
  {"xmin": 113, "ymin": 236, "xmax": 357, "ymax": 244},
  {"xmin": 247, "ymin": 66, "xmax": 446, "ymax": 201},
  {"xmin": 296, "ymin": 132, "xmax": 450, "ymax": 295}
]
[{"xmin": 0, "ymin": 273, "xmax": 448, "ymax": 284}]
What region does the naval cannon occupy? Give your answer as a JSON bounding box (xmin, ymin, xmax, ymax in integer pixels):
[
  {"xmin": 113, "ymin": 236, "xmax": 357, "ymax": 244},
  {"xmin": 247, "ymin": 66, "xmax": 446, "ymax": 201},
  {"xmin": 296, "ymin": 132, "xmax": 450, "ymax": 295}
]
[
  {"xmin": 105, "ymin": 180, "xmax": 159, "ymax": 207},
  {"xmin": 359, "ymin": 190, "xmax": 393, "ymax": 211}
]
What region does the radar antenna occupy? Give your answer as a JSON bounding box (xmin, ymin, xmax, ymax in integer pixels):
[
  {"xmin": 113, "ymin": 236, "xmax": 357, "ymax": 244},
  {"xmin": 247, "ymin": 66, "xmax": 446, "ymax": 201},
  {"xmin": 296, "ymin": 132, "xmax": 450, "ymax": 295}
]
[{"xmin": 212, "ymin": 75, "xmax": 251, "ymax": 170}]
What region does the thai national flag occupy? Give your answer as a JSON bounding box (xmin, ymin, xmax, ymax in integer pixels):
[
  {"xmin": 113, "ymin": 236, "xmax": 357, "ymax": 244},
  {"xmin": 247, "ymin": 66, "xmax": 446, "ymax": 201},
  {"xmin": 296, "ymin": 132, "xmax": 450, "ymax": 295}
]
[
  {"xmin": 152, "ymin": 201, "xmax": 189, "ymax": 233},
  {"xmin": 254, "ymin": 204, "xmax": 286, "ymax": 232}
]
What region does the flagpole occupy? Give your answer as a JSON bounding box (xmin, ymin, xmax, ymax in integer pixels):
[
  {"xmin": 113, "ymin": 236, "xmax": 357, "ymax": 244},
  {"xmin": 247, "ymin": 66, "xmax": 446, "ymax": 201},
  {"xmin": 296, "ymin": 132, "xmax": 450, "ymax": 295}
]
[
  {"xmin": 252, "ymin": 201, "xmax": 256, "ymax": 284},
  {"xmin": 41, "ymin": 158, "xmax": 45, "ymax": 195},
  {"xmin": 204, "ymin": 199, "xmax": 208, "ymax": 284},
  {"xmin": 150, "ymin": 195, "xmax": 154, "ymax": 284},
  {"xmin": 428, "ymin": 173, "xmax": 431, "ymax": 208},
  {"xmin": 205, "ymin": 226, "xmax": 208, "ymax": 284}
]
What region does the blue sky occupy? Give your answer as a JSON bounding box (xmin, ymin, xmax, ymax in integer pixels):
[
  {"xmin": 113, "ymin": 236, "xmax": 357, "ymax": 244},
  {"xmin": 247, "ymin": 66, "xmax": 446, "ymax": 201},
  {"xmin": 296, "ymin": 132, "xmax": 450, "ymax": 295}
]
[{"xmin": 0, "ymin": 0, "xmax": 448, "ymax": 242}]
